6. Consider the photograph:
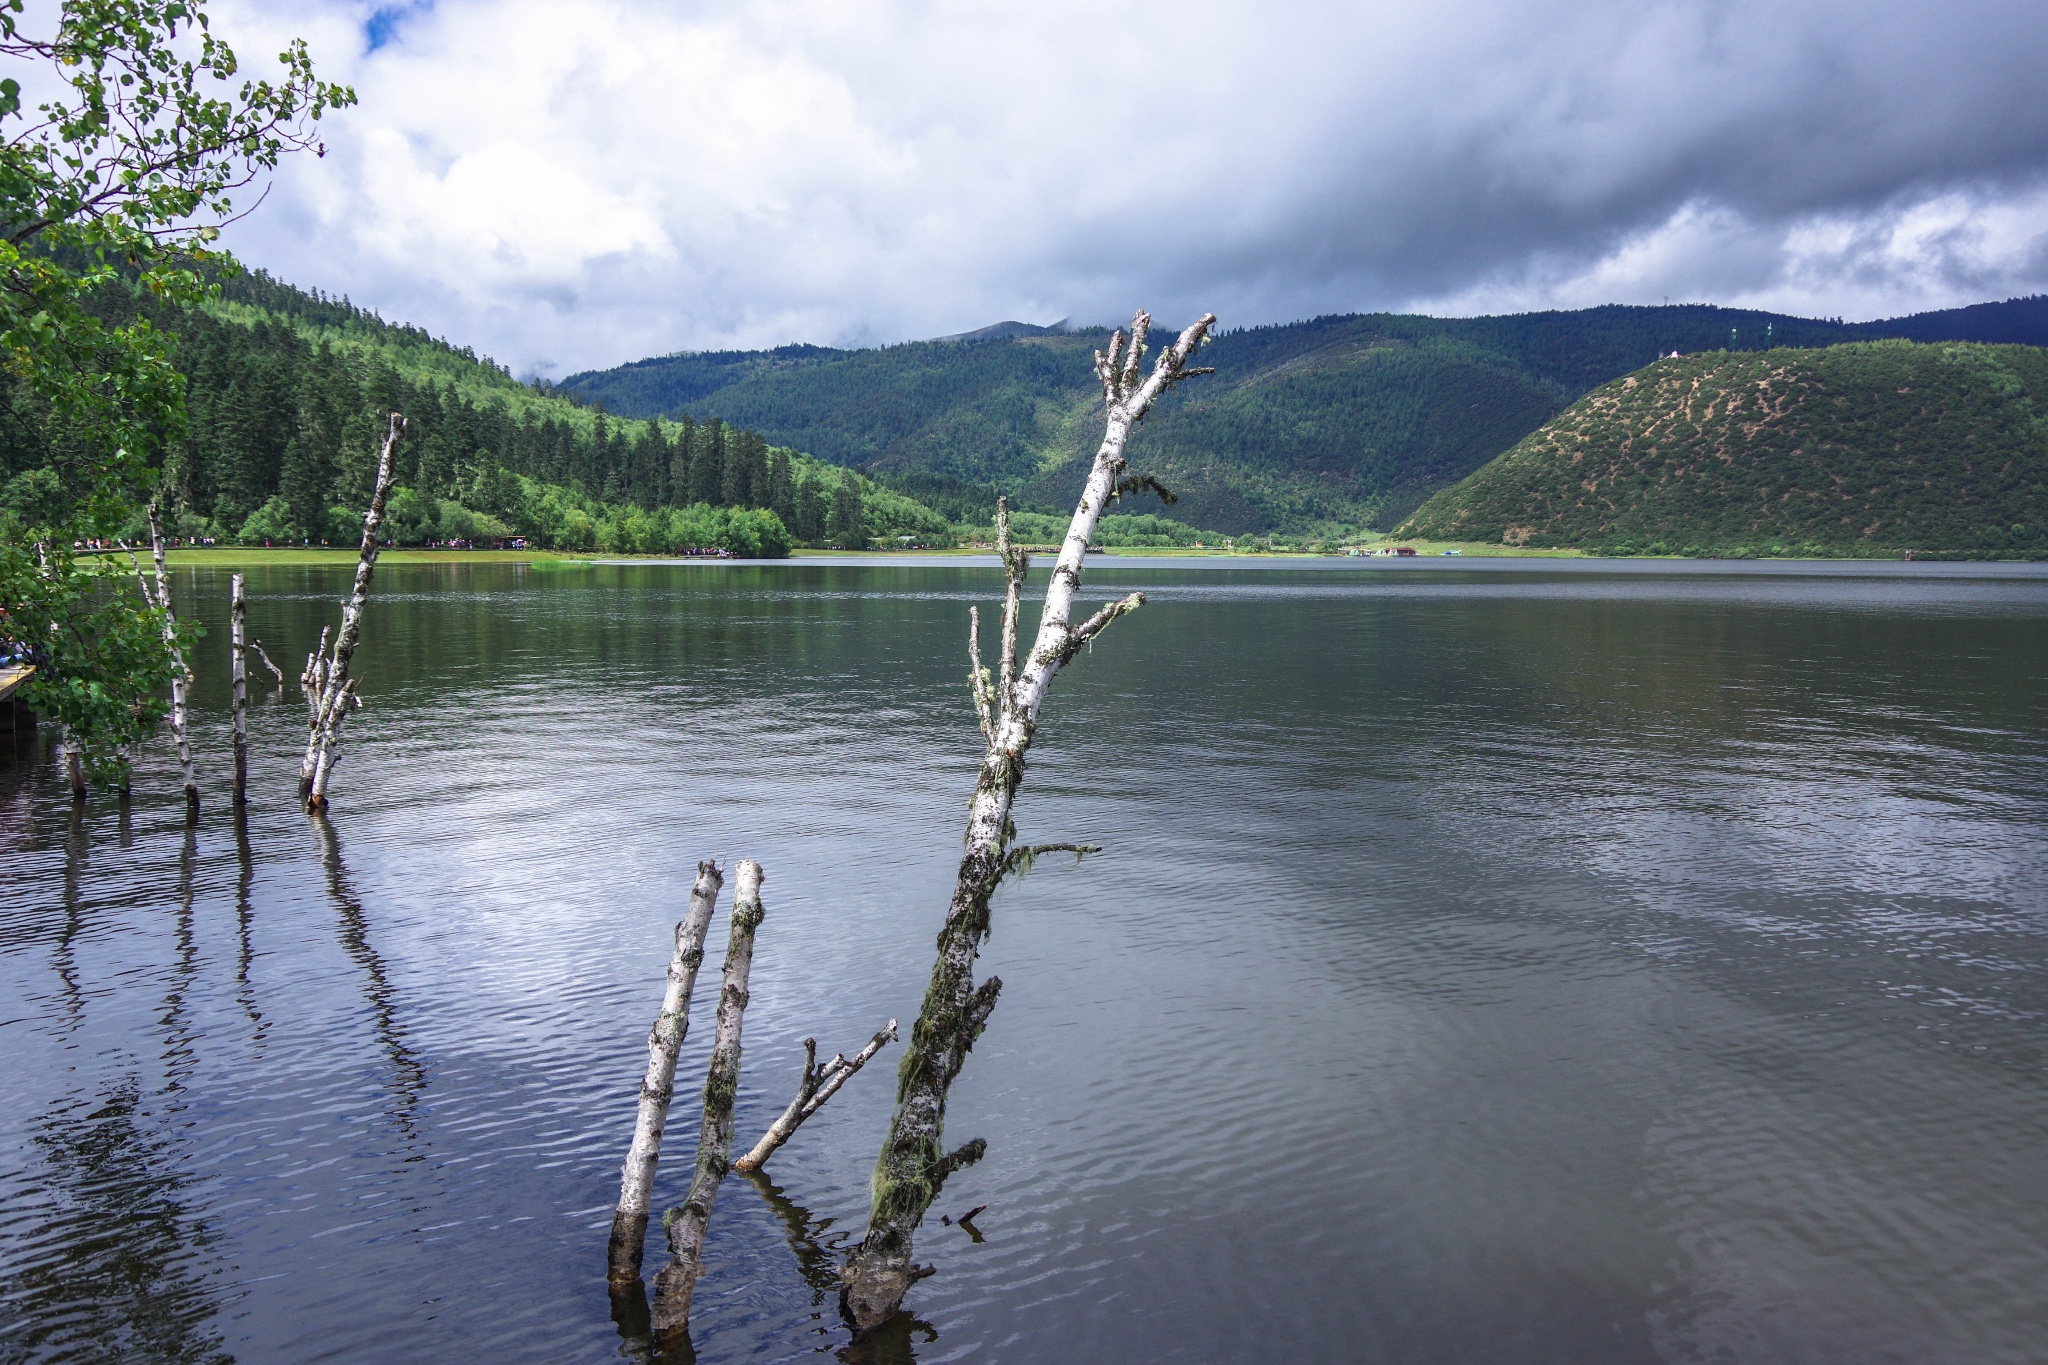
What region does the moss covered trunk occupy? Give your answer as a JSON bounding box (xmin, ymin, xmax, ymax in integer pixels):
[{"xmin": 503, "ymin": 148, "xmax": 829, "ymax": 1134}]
[{"xmin": 841, "ymin": 312, "xmax": 1216, "ymax": 1333}]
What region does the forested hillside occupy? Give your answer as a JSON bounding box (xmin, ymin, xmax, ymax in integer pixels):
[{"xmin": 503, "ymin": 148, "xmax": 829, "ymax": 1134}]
[
  {"xmin": 0, "ymin": 268, "xmax": 954, "ymax": 554},
  {"xmin": 563, "ymin": 297, "xmax": 2048, "ymax": 534},
  {"xmin": 1397, "ymin": 341, "xmax": 2048, "ymax": 558}
]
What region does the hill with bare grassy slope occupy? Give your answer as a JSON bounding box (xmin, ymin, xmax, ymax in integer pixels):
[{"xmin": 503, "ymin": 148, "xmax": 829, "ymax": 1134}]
[{"xmin": 1397, "ymin": 341, "xmax": 2048, "ymax": 558}]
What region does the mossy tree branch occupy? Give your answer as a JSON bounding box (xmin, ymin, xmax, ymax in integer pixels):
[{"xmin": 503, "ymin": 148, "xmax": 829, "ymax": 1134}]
[{"xmin": 841, "ymin": 309, "xmax": 1217, "ymax": 1334}]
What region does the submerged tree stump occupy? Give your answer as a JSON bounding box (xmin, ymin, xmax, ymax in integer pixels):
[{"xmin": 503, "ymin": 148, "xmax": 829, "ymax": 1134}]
[
  {"xmin": 145, "ymin": 503, "xmax": 198, "ymax": 818},
  {"xmin": 609, "ymin": 860, "xmax": 726, "ymax": 1287},
  {"xmin": 302, "ymin": 414, "xmax": 404, "ymax": 812},
  {"xmin": 651, "ymin": 859, "xmax": 767, "ymax": 1340},
  {"xmin": 230, "ymin": 573, "xmax": 248, "ymax": 805}
]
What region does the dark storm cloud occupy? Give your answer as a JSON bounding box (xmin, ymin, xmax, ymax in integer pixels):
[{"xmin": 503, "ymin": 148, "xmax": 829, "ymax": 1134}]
[{"xmin": 216, "ymin": 0, "xmax": 2048, "ymax": 372}]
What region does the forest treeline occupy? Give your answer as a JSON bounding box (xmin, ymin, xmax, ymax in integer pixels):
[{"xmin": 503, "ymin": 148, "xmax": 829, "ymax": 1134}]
[{"xmin": 0, "ymin": 266, "xmax": 956, "ymax": 555}]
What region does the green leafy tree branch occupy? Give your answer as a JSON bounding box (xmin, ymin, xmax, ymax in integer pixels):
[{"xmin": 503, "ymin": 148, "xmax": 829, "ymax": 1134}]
[{"xmin": 0, "ymin": 0, "xmax": 352, "ymax": 781}]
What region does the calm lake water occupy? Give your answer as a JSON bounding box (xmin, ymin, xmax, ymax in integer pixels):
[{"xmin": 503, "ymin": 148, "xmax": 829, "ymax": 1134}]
[{"xmin": 3, "ymin": 557, "xmax": 2046, "ymax": 1365}]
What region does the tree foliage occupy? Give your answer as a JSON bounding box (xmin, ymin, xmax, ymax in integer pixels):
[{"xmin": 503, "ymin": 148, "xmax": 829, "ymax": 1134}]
[
  {"xmin": 50, "ymin": 271, "xmax": 952, "ymax": 550},
  {"xmin": 0, "ymin": 0, "xmax": 351, "ymax": 775}
]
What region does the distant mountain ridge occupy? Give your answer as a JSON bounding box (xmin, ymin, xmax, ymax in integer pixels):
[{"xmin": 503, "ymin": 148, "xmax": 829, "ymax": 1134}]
[
  {"xmin": 562, "ymin": 297, "xmax": 2048, "ymax": 533},
  {"xmin": 1398, "ymin": 340, "xmax": 2048, "ymax": 559},
  {"xmin": 936, "ymin": 319, "xmax": 1071, "ymax": 342}
]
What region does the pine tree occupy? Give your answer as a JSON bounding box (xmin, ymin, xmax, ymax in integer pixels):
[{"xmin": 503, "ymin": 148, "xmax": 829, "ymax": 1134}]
[
  {"xmin": 591, "ymin": 408, "xmax": 612, "ymax": 497},
  {"xmin": 721, "ymin": 424, "xmax": 751, "ymax": 507},
  {"xmin": 209, "ymin": 380, "xmax": 267, "ymax": 530},
  {"xmin": 768, "ymin": 450, "xmax": 795, "ymax": 526},
  {"xmin": 794, "ymin": 474, "xmax": 826, "ymax": 543},
  {"xmin": 691, "ymin": 418, "xmax": 726, "ymax": 505},
  {"xmin": 669, "ymin": 415, "xmax": 695, "ymax": 501},
  {"xmin": 277, "ymin": 433, "xmax": 328, "ymax": 540},
  {"xmin": 828, "ymin": 474, "xmax": 865, "ymax": 548}
]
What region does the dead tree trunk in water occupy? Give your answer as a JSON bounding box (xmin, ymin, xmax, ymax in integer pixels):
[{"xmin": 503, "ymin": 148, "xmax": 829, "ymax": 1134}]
[
  {"xmin": 302, "ymin": 625, "xmax": 329, "ymax": 696},
  {"xmin": 144, "ymin": 504, "xmax": 199, "ymax": 818},
  {"xmin": 733, "ymin": 1019, "xmax": 897, "ymax": 1174},
  {"xmin": 244, "ymin": 637, "xmax": 286, "ymax": 688},
  {"xmin": 650, "ymin": 858, "xmax": 766, "ymax": 1340},
  {"xmin": 302, "ymin": 414, "xmax": 404, "ymax": 812},
  {"xmin": 840, "ymin": 310, "xmax": 1216, "ymax": 1332},
  {"xmin": 62, "ymin": 726, "xmax": 86, "ymax": 802},
  {"xmin": 609, "ymin": 860, "xmax": 726, "ymax": 1287},
  {"xmin": 230, "ymin": 574, "xmax": 249, "ymax": 806}
]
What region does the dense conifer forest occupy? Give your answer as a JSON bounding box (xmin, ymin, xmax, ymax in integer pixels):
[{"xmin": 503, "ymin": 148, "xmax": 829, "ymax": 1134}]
[{"xmin": 0, "ymin": 267, "xmax": 955, "ymax": 554}]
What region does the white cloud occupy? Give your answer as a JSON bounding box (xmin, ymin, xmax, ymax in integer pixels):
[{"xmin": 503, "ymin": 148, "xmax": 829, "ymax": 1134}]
[
  {"xmin": 209, "ymin": 0, "xmax": 2048, "ymax": 375},
  {"xmin": 1415, "ymin": 186, "xmax": 2048, "ymax": 321}
]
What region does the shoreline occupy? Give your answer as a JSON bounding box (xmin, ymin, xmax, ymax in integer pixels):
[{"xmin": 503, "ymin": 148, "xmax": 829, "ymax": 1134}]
[{"xmin": 156, "ymin": 545, "xmax": 2047, "ymax": 571}]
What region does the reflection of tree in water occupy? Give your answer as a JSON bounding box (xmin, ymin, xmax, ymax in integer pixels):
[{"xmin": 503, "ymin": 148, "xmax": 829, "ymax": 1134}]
[
  {"xmin": 311, "ymin": 814, "xmax": 426, "ymax": 1138},
  {"xmin": 743, "ymin": 1169, "xmax": 853, "ymax": 1307},
  {"xmin": 608, "ymin": 1173, "xmax": 936, "ymax": 1365},
  {"xmin": 158, "ymin": 826, "xmax": 201, "ymax": 1100},
  {"xmin": 50, "ymin": 804, "xmax": 88, "ymax": 1032},
  {"xmin": 231, "ymin": 814, "xmax": 267, "ymax": 1047},
  {"xmin": 0, "ymin": 1078, "xmax": 232, "ymax": 1365}
]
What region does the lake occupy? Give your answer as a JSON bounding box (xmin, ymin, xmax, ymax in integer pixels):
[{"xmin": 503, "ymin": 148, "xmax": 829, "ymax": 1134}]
[{"xmin": 3, "ymin": 557, "xmax": 2045, "ymax": 1364}]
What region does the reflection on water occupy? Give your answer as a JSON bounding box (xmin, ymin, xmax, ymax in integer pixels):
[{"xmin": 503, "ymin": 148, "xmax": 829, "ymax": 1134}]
[
  {"xmin": 3, "ymin": 1079, "xmax": 234, "ymax": 1365},
  {"xmin": 312, "ymin": 815, "xmax": 426, "ymax": 1140},
  {"xmin": 1, "ymin": 559, "xmax": 2045, "ymax": 1365}
]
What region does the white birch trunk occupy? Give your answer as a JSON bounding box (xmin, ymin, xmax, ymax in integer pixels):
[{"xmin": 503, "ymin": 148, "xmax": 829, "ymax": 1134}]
[
  {"xmin": 146, "ymin": 504, "xmax": 198, "ymax": 817},
  {"xmin": 231, "ymin": 574, "xmax": 248, "ymax": 806},
  {"xmin": 302, "ymin": 415, "xmax": 404, "ymax": 811},
  {"xmin": 732, "ymin": 1019, "xmax": 897, "ymax": 1174},
  {"xmin": 842, "ymin": 311, "xmax": 1216, "ymax": 1332},
  {"xmin": 302, "ymin": 626, "xmax": 329, "ymax": 696},
  {"xmin": 609, "ymin": 860, "xmax": 726, "ymax": 1286},
  {"xmin": 650, "ymin": 859, "xmax": 767, "ymax": 1339}
]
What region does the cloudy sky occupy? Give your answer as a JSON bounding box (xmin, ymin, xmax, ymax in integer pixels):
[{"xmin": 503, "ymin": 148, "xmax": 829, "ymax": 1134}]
[{"xmin": 211, "ymin": 0, "xmax": 2048, "ymax": 377}]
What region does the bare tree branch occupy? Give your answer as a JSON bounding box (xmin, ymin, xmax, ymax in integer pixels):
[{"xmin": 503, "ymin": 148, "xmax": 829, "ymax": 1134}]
[
  {"xmin": 732, "ymin": 1019, "xmax": 898, "ymax": 1174},
  {"xmin": 242, "ymin": 638, "xmax": 286, "ymax": 685}
]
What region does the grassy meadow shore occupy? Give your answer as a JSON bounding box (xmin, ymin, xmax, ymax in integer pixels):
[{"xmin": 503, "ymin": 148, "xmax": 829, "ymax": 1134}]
[
  {"xmin": 151, "ymin": 540, "xmax": 2006, "ymax": 568},
  {"xmin": 155, "ymin": 540, "xmax": 1596, "ymax": 568}
]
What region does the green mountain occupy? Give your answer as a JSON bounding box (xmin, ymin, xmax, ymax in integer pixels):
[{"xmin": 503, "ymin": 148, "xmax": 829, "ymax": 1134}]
[
  {"xmin": 1397, "ymin": 340, "xmax": 2048, "ymax": 559},
  {"xmin": 561, "ymin": 298, "xmax": 2048, "ymax": 534},
  {"xmin": 2, "ymin": 267, "xmax": 958, "ymax": 554}
]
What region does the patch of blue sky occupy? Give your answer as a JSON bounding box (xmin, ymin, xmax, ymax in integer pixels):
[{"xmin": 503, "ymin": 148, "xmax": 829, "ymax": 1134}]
[{"xmin": 364, "ymin": 2, "xmax": 432, "ymax": 53}]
